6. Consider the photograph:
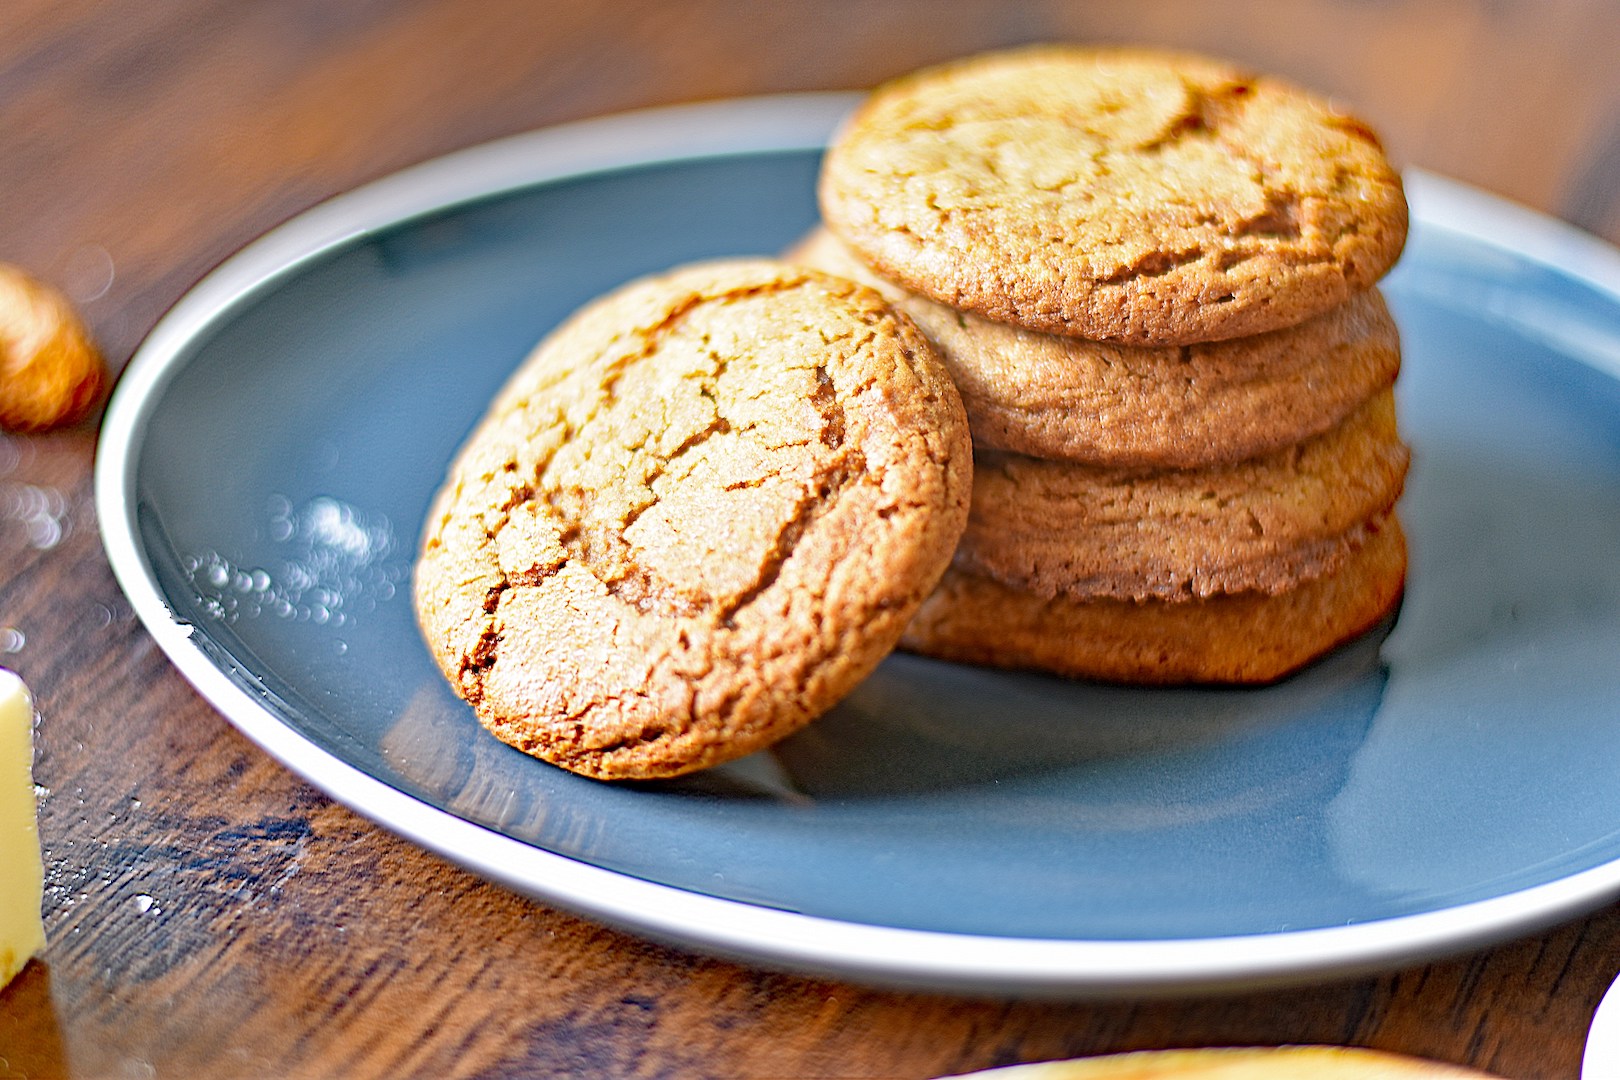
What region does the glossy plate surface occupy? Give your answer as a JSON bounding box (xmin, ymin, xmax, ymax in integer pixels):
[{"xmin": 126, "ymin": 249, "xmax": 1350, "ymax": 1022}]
[{"xmin": 97, "ymin": 95, "xmax": 1620, "ymax": 994}]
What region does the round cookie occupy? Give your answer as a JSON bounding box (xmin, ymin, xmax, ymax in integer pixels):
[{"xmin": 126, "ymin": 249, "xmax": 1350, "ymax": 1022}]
[
  {"xmin": 901, "ymin": 514, "xmax": 1407, "ymax": 686},
  {"xmin": 789, "ymin": 227, "xmax": 1402, "ymax": 465},
  {"xmin": 415, "ymin": 259, "xmax": 972, "ymax": 780},
  {"xmin": 820, "ymin": 46, "xmax": 1408, "ymax": 345},
  {"xmin": 957, "ymin": 389, "xmax": 1409, "ymax": 601}
]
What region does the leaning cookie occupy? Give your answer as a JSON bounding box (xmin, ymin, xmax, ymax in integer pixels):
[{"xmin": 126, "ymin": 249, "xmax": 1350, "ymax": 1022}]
[
  {"xmin": 415, "ymin": 259, "xmax": 972, "ymax": 780},
  {"xmin": 821, "ymin": 46, "xmax": 1408, "ymax": 345},
  {"xmin": 788, "ymin": 227, "xmax": 1401, "ymax": 466},
  {"xmin": 956, "ymin": 390, "xmax": 1409, "ymax": 602},
  {"xmin": 902, "ymin": 516, "xmax": 1406, "ymax": 686}
]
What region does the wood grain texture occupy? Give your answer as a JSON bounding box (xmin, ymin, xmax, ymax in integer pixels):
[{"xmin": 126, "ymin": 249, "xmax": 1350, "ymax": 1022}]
[{"xmin": 2, "ymin": 2, "xmax": 1619, "ymax": 1077}]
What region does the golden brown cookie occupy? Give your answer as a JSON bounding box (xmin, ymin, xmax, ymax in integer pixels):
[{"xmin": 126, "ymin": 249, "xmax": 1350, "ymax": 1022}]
[
  {"xmin": 820, "ymin": 46, "xmax": 1408, "ymax": 345},
  {"xmin": 943, "ymin": 1044, "xmax": 1496, "ymax": 1078},
  {"xmin": 901, "ymin": 515, "xmax": 1406, "ymax": 685},
  {"xmin": 788, "ymin": 227, "xmax": 1402, "ymax": 466},
  {"xmin": 0, "ymin": 264, "xmax": 105, "ymax": 432},
  {"xmin": 957, "ymin": 390, "xmax": 1409, "ymax": 601},
  {"xmin": 415, "ymin": 259, "xmax": 972, "ymax": 780}
]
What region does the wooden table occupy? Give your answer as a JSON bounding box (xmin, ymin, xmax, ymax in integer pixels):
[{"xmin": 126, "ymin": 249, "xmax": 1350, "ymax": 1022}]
[{"xmin": 4, "ymin": 2, "xmax": 1620, "ymax": 1077}]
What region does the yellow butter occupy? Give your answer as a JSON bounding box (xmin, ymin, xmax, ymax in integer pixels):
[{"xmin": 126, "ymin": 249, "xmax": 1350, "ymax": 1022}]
[{"xmin": 0, "ymin": 668, "xmax": 44, "ymax": 989}]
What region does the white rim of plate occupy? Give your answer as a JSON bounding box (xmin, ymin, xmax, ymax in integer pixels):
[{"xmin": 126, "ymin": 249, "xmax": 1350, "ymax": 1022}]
[{"xmin": 94, "ymin": 92, "xmax": 1620, "ymax": 995}]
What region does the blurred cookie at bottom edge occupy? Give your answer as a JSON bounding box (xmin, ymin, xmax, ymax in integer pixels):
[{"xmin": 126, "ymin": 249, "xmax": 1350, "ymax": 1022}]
[{"xmin": 942, "ymin": 1044, "xmax": 1496, "ymax": 1077}]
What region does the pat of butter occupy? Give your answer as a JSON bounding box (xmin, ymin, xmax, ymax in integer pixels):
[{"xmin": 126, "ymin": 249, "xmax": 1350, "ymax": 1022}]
[{"xmin": 0, "ymin": 669, "xmax": 44, "ymax": 989}]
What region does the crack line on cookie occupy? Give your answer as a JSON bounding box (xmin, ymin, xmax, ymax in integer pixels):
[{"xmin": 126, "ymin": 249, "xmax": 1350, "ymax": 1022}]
[
  {"xmin": 713, "ymin": 452, "xmax": 866, "ymax": 630},
  {"xmin": 712, "ymin": 345, "xmax": 865, "ymax": 631}
]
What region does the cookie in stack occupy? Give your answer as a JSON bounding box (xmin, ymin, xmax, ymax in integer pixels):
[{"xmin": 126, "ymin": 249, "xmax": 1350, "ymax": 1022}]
[{"xmin": 802, "ymin": 46, "xmax": 1411, "ymax": 684}]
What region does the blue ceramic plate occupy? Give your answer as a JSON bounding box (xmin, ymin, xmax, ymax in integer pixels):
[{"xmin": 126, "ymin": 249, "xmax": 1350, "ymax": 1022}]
[{"xmin": 97, "ymin": 95, "xmax": 1620, "ymax": 995}]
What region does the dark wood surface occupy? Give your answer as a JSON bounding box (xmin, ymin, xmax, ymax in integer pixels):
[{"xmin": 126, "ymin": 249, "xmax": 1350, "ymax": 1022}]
[{"xmin": 4, "ymin": 2, "xmax": 1620, "ymax": 1077}]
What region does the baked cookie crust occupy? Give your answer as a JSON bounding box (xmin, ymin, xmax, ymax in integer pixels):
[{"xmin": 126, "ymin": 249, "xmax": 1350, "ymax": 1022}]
[
  {"xmin": 956, "ymin": 389, "xmax": 1409, "ymax": 601},
  {"xmin": 415, "ymin": 260, "xmax": 972, "ymax": 779},
  {"xmin": 789, "ymin": 227, "xmax": 1401, "ymax": 466},
  {"xmin": 820, "ymin": 46, "xmax": 1408, "ymax": 345},
  {"xmin": 902, "ymin": 515, "xmax": 1407, "ymax": 686}
]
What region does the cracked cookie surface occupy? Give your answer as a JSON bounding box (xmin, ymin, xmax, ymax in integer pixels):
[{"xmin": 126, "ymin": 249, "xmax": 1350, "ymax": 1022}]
[
  {"xmin": 902, "ymin": 515, "xmax": 1406, "ymax": 685},
  {"xmin": 414, "ymin": 259, "xmax": 972, "ymax": 779},
  {"xmin": 820, "ymin": 46, "xmax": 1408, "ymax": 345},
  {"xmin": 957, "ymin": 389, "xmax": 1409, "ymax": 601},
  {"xmin": 789, "ymin": 227, "xmax": 1401, "ymax": 465}
]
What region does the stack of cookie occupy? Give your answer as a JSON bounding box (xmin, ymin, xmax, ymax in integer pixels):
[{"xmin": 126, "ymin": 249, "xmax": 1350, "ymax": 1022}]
[{"xmin": 800, "ymin": 46, "xmax": 1411, "ymax": 683}]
